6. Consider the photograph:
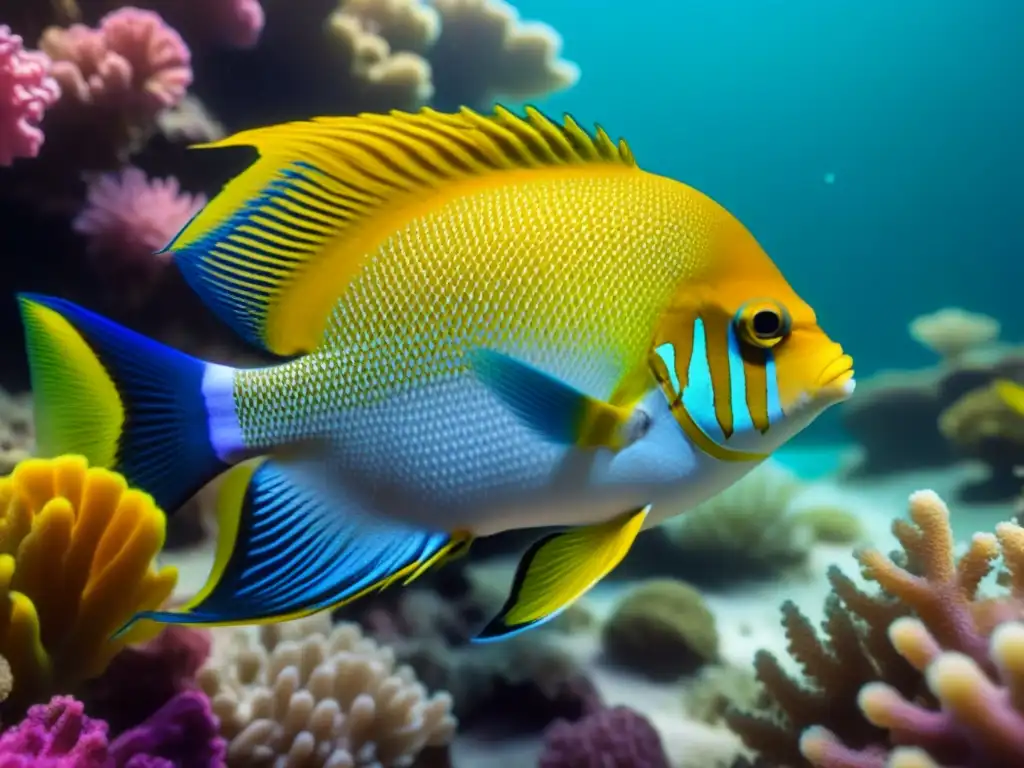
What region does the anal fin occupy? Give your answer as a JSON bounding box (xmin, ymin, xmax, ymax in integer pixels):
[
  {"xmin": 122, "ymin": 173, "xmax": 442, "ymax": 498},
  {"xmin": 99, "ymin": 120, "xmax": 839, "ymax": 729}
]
[
  {"xmin": 473, "ymin": 505, "xmax": 649, "ymax": 642},
  {"xmin": 117, "ymin": 457, "xmax": 471, "ymax": 632}
]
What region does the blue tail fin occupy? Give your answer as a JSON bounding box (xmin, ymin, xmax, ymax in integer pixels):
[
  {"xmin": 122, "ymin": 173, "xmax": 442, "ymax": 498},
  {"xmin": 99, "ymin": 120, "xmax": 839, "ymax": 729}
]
[{"xmin": 17, "ymin": 293, "xmax": 233, "ymax": 513}]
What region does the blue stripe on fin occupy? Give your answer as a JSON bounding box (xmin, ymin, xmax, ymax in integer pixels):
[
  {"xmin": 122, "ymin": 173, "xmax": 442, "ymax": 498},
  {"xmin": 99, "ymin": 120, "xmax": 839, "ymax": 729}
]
[
  {"xmin": 117, "ymin": 458, "xmax": 470, "ymax": 631},
  {"xmin": 173, "ymin": 161, "xmax": 344, "ymax": 356}
]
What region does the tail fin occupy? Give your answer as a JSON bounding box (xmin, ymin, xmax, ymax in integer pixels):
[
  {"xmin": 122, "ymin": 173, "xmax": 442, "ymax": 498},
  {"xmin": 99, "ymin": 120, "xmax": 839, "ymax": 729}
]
[{"xmin": 17, "ymin": 293, "xmax": 233, "ymax": 513}]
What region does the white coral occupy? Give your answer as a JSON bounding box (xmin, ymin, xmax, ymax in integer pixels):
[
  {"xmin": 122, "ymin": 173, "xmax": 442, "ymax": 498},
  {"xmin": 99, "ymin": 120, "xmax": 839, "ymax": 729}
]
[{"xmin": 198, "ymin": 613, "xmax": 456, "ymax": 768}]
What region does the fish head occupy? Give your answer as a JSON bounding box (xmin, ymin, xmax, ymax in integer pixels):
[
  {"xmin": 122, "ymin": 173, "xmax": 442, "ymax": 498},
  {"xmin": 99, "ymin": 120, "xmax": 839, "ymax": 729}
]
[{"xmin": 648, "ymin": 245, "xmax": 853, "ymax": 459}]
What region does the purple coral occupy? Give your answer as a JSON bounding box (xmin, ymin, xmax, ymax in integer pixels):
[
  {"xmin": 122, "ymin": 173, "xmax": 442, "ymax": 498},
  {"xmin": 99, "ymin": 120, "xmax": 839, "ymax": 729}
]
[
  {"xmin": 0, "ymin": 695, "xmax": 109, "ymax": 767},
  {"xmin": 539, "ymin": 706, "xmax": 670, "ymax": 768},
  {"xmin": 85, "ymin": 627, "xmax": 213, "ymax": 734},
  {"xmin": 0, "ymin": 693, "xmax": 224, "ymax": 768},
  {"xmin": 0, "ymin": 25, "xmax": 61, "ymax": 166},
  {"xmin": 73, "ymin": 166, "xmax": 206, "ymax": 268}
]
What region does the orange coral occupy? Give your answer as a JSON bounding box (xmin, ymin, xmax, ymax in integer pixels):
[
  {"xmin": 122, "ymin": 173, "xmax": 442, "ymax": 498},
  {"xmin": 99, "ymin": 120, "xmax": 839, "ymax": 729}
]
[
  {"xmin": 0, "ymin": 455, "xmax": 177, "ymax": 714},
  {"xmin": 726, "ymin": 490, "xmax": 1024, "ymax": 767}
]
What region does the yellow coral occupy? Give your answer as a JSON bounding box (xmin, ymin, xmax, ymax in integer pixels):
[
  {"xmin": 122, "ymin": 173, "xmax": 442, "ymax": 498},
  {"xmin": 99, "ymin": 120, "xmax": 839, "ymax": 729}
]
[{"xmin": 0, "ymin": 455, "xmax": 177, "ymax": 712}]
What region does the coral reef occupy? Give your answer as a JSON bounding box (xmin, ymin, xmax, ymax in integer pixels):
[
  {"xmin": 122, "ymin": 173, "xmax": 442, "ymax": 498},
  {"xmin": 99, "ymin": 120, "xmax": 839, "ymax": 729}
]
[
  {"xmin": 602, "ymin": 579, "xmax": 719, "ymax": 682},
  {"xmin": 0, "ymin": 25, "xmax": 61, "ymax": 166},
  {"xmin": 198, "ymin": 611, "xmax": 456, "ymax": 767},
  {"xmin": 539, "ymin": 706, "xmax": 671, "ymax": 768},
  {"xmin": 726, "ymin": 489, "xmax": 1024, "ymax": 768},
  {"xmin": 0, "ymin": 455, "xmax": 178, "ymax": 714},
  {"xmin": 660, "ymin": 463, "xmax": 818, "ymax": 587},
  {"xmin": 938, "ymin": 381, "xmax": 1024, "ymax": 501},
  {"xmin": 909, "ymin": 308, "xmax": 1001, "ymax": 364},
  {"xmin": 842, "ymin": 311, "xmax": 1024, "ymax": 493},
  {"xmin": 0, "ymin": 691, "xmax": 225, "ymax": 766}
]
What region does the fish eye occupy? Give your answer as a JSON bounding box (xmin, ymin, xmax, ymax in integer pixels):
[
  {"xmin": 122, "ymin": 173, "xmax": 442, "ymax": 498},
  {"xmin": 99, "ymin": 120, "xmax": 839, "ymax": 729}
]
[{"xmin": 735, "ymin": 300, "xmax": 792, "ymax": 349}]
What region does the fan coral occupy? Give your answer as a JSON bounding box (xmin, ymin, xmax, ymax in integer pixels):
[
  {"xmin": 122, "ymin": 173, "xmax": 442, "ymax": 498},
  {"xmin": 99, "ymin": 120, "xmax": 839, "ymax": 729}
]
[
  {"xmin": 909, "ymin": 308, "xmax": 1001, "ymax": 362},
  {"xmin": 0, "ymin": 25, "xmax": 61, "ymax": 166},
  {"xmin": 539, "ymin": 706, "xmax": 671, "ymax": 768},
  {"xmin": 726, "ymin": 489, "xmax": 1024, "ymax": 768},
  {"xmin": 602, "ymin": 579, "xmax": 719, "ymax": 682},
  {"xmin": 72, "ymin": 166, "xmax": 206, "ymax": 273},
  {"xmin": 0, "ymin": 691, "xmax": 225, "ymax": 767},
  {"xmin": 0, "ymin": 455, "xmax": 178, "ymax": 714},
  {"xmin": 662, "ymin": 462, "xmax": 816, "ymax": 586},
  {"xmin": 40, "ymin": 8, "xmax": 192, "ymax": 119},
  {"xmin": 198, "ymin": 612, "xmax": 456, "ymax": 767}
]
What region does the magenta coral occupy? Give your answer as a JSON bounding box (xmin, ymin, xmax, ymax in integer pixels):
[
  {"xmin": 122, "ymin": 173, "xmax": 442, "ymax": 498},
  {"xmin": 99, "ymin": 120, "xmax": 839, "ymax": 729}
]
[
  {"xmin": 211, "ymin": 0, "xmax": 266, "ymax": 48},
  {"xmin": 539, "ymin": 706, "xmax": 670, "ymax": 768},
  {"xmin": 85, "ymin": 627, "xmax": 212, "ymax": 735},
  {"xmin": 0, "ymin": 25, "xmax": 61, "ymax": 166},
  {"xmin": 0, "ymin": 695, "xmax": 109, "ymax": 767},
  {"xmin": 73, "ymin": 166, "xmax": 206, "ymax": 272},
  {"xmin": 41, "ymin": 8, "xmax": 192, "ymax": 120},
  {"xmin": 0, "ymin": 693, "xmax": 225, "ymax": 768}
]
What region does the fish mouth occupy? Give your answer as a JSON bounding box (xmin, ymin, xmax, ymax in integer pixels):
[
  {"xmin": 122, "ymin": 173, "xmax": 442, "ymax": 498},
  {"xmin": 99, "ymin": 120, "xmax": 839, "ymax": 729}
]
[{"xmin": 813, "ymin": 354, "xmax": 856, "ymax": 402}]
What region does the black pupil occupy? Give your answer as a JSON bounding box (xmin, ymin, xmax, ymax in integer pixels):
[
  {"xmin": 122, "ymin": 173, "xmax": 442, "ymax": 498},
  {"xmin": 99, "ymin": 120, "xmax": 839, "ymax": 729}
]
[{"xmin": 752, "ymin": 310, "xmax": 781, "ymax": 337}]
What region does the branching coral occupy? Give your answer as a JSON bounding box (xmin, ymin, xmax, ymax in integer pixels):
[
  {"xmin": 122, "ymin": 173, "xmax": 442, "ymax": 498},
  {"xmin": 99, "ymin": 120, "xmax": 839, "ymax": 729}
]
[
  {"xmin": 197, "ymin": 611, "xmax": 456, "ymax": 767},
  {"xmin": 0, "ymin": 455, "xmax": 178, "ymax": 715},
  {"xmin": 0, "ymin": 25, "xmax": 61, "ymax": 166},
  {"xmin": 725, "ymin": 489, "xmax": 1024, "ymax": 767}
]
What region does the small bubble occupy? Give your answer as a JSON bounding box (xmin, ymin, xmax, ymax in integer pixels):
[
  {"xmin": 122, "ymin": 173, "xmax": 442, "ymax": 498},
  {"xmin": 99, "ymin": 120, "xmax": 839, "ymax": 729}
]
[{"xmin": 823, "ymin": 172, "xmax": 836, "ymax": 185}]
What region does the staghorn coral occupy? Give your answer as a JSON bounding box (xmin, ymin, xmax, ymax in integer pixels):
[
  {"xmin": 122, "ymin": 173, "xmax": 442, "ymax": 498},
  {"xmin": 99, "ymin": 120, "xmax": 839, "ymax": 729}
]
[
  {"xmin": 726, "ymin": 489, "xmax": 1024, "ymax": 767},
  {"xmin": 0, "ymin": 25, "xmax": 61, "ymax": 166},
  {"xmin": 602, "ymin": 579, "xmax": 719, "ymax": 682},
  {"xmin": 0, "ymin": 455, "xmax": 178, "ymax": 715},
  {"xmin": 427, "ymin": 0, "xmax": 580, "ymax": 110},
  {"xmin": 801, "ymin": 618, "xmax": 1024, "ymax": 768},
  {"xmin": 198, "ymin": 611, "xmax": 456, "ymax": 767},
  {"xmin": 539, "ymin": 706, "xmax": 671, "ymax": 768},
  {"xmin": 662, "ymin": 462, "xmax": 817, "ymax": 587},
  {"xmin": 938, "ymin": 381, "xmax": 1024, "ymax": 501},
  {"xmin": 909, "ymin": 308, "xmax": 1001, "ymax": 362}
]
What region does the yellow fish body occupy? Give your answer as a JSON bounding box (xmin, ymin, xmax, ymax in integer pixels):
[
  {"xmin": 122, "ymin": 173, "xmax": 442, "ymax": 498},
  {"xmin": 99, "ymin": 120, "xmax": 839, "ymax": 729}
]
[{"xmin": 18, "ymin": 106, "xmax": 854, "ymax": 640}]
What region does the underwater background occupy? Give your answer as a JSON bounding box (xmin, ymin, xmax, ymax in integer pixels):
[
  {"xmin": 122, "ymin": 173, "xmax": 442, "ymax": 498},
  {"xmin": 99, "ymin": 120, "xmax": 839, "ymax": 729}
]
[{"xmin": 0, "ymin": 1, "xmax": 1022, "ymax": 767}]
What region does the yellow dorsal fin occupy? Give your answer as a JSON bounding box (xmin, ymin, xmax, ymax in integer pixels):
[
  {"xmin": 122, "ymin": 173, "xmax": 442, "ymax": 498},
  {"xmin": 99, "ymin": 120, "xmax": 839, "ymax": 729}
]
[{"xmin": 166, "ymin": 105, "xmax": 639, "ymax": 356}]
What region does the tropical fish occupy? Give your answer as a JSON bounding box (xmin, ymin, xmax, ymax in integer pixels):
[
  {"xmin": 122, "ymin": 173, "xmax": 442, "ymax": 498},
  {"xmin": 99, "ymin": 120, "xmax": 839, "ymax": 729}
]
[
  {"xmin": 996, "ymin": 380, "xmax": 1024, "ymax": 416},
  {"xmin": 18, "ymin": 105, "xmax": 855, "ymax": 641}
]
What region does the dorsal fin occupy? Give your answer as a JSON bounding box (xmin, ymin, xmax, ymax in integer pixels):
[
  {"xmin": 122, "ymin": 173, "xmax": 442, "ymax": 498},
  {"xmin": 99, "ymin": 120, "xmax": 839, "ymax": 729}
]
[{"xmin": 166, "ymin": 105, "xmax": 639, "ymax": 356}]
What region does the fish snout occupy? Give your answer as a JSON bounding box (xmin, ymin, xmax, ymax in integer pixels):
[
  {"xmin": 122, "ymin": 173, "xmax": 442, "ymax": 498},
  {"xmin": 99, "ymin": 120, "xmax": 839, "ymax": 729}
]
[{"xmin": 814, "ymin": 345, "xmax": 855, "ymax": 402}]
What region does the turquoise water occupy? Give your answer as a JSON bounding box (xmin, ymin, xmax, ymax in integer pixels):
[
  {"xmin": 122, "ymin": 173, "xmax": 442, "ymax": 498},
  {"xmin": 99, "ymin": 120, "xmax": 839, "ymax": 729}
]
[{"xmin": 510, "ymin": 0, "xmax": 1020, "ymax": 380}]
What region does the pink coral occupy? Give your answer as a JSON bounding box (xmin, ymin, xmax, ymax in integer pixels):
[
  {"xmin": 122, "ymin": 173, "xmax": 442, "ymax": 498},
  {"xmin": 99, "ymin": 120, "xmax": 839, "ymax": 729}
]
[
  {"xmin": 0, "ymin": 25, "xmax": 61, "ymax": 166},
  {"xmin": 539, "ymin": 706, "xmax": 670, "ymax": 768},
  {"xmin": 0, "ymin": 695, "xmax": 109, "ymax": 767},
  {"xmin": 73, "ymin": 166, "xmax": 206, "ymax": 271},
  {"xmin": 0, "ymin": 693, "xmax": 225, "ymax": 768},
  {"xmin": 40, "ymin": 8, "xmax": 192, "ymax": 121},
  {"xmin": 209, "ymin": 0, "xmax": 265, "ymax": 48}
]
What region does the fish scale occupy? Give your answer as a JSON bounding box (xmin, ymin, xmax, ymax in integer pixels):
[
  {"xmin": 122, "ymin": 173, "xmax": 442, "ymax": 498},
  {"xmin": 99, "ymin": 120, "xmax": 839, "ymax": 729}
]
[{"xmin": 16, "ymin": 106, "xmax": 853, "ymax": 642}]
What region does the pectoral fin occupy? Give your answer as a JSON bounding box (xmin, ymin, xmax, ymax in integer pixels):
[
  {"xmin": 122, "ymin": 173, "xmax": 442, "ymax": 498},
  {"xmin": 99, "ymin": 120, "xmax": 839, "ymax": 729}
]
[
  {"xmin": 116, "ymin": 457, "xmax": 471, "ymax": 634},
  {"xmin": 467, "ymin": 348, "xmax": 650, "ymax": 450},
  {"xmin": 473, "ymin": 505, "xmax": 649, "ymax": 642}
]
